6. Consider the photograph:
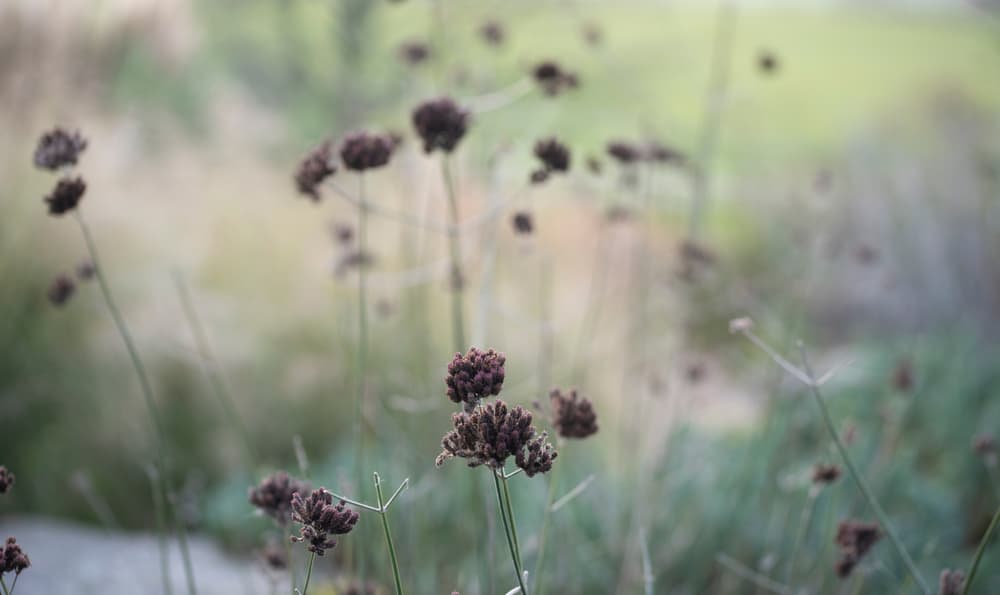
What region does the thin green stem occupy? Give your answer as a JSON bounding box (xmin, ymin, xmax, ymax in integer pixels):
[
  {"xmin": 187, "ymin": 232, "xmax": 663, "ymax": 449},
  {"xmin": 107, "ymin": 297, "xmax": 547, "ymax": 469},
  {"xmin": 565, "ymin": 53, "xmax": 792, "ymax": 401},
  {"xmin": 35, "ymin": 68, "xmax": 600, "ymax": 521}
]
[
  {"xmin": 500, "ymin": 473, "xmax": 524, "ymax": 573},
  {"xmin": 354, "ymin": 173, "xmax": 370, "ymax": 582},
  {"xmin": 797, "ymin": 345, "xmax": 930, "ymax": 595},
  {"xmin": 172, "ymin": 272, "xmax": 256, "ymax": 463},
  {"xmin": 148, "ymin": 466, "xmax": 173, "ymax": 595},
  {"xmin": 492, "ymin": 472, "xmax": 527, "ymax": 595},
  {"xmin": 300, "ymin": 551, "xmax": 316, "ymax": 595},
  {"xmin": 784, "ymin": 488, "xmax": 819, "ymax": 585},
  {"xmin": 75, "ymin": 210, "xmax": 196, "ymax": 595},
  {"xmin": 285, "ymin": 531, "xmax": 296, "ymax": 594},
  {"xmin": 374, "ymin": 473, "xmax": 405, "ymax": 595},
  {"xmin": 532, "ymin": 462, "xmax": 559, "ymax": 595},
  {"xmin": 442, "ymin": 157, "xmax": 466, "ymax": 352},
  {"xmin": 689, "ymin": 0, "xmax": 738, "ymax": 240},
  {"xmin": 1, "ymin": 574, "xmax": 10, "ymax": 595},
  {"xmin": 961, "ymin": 503, "xmax": 1000, "ymax": 595}
]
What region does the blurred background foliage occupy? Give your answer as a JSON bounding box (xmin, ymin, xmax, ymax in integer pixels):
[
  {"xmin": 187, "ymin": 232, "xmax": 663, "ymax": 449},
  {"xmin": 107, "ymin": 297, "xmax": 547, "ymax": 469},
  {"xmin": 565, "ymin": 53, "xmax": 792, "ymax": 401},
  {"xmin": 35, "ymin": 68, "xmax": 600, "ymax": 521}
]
[{"xmin": 1, "ymin": 0, "xmax": 999, "ymax": 593}]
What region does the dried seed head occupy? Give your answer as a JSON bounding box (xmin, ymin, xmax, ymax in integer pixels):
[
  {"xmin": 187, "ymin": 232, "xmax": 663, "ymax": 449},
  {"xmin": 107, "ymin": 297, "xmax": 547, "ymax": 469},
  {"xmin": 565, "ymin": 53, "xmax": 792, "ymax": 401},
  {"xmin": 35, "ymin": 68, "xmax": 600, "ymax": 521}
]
[
  {"xmin": 0, "ymin": 467, "xmax": 14, "ymax": 494},
  {"xmin": 512, "ymin": 212, "xmax": 533, "ymax": 235},
  {"xmin": 48, "ymin": 274, "xmax": 76, "ymax": 307},
  {"xmin": 76, "ymin": 260, "xmax": 96, "ymax": 281},
  {"xmin": 533, "ymin": 137, "xmax": 571, "ymax": 175},
  {"xmin": 892, "ymin": 358, "xmax": 914, "ymax": 392},
  {"xmin": 290, "ymin": 488, "xmax": 359, "ymax": 555},
  {"xmin": 582, "ymin": 23, "xmax": 602, "ymax": 47},
  {"xmin": 532, "ymin": 61, "xmax": 579, "ymax": 96},
  {"xmin": 529, "ymin": 169, "xmax": 549, "ymax": 184},
  {"xmin": 758, "ymin": 50, "xmax": 779, "ymax": 75},
  {"xmin": 340, "ymin": 132, "xmax": 395, "ymax": 172},
  {"xmin": 45, "ymin": 176, "xmax": 86, "ymax": 215},
  {"xmin": 412, "ymin": 97, "xmax": 470, "ymax": 154},
  {"xmin": 833, "ymin": 520, "xmax": 881, "ymax": 578},
  {"xmin": 586, "ymin": 156, "xmax": 602, "ymax": 175},
  {"xmin": 259, "ymin": 544, "xmax": 287, "ymax": 570},
  {"xmin": 1, "ymin": 537, "xmax": 30, "ymax": 575},
  {"xmin": 34, "ymin": 128, "xmax": 87, "ymax": 170},
  {"xmin": 938, "ymin": 569, "xmax": 965, "ymax": 595},
  {"xmin": 516, "ymin": 432, "xmax": 558, "ymax": 477},
  {"xmin": 645, "ymin": 141, "xmax": 686, "ymax": 165},
  {"xmin": 249, "ymin": 472, "xmax": 310, "ymax": 526},
  {"xmin": 550, "ymin": 388, "xmax": 598, "ymax": 440},
  {"xmin": 606, "ymin": 141, "xmax": 642, "ymax": 164},
  {"xmin": 728, "ymin": 317, "xmax": 754, "ymax": 334},
  {"xmin": 399, "ymin": 41, "xmax": 430, "ymax": 66},
  {"xmin": 479, "ymin": 20, "xmax": 504, "ymax": 46},
  {"xmin": 974, "ymin": 433, "xmax": 996, "ymax": 456},
  {"xmin": 331, "ymin": 222, "xmax": 355, "ymax": 245},
  {"xmin": 446, "ymin": 348, "xmax": 506, "ymax": 410},
  {"xmin": 295, "ymin": 141, "xmax": 336, "ymax": 201},
  {"xmin": 436, "ymin": 399, "xmax": 557, "ymax": 475},
  {"xmin": 812, "ymin": 463, "xmax": 842, "ymax": 485}
]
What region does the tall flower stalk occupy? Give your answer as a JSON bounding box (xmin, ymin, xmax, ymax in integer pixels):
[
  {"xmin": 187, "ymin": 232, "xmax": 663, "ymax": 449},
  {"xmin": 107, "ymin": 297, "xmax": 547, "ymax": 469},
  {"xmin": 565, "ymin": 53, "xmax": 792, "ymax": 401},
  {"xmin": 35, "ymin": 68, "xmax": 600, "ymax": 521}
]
[
  {"xmin": 442, "ymin": 157, "xmax": 466, "ymax": 351},
  {"xmin": 731, "ymin": 320, "xmax": 930, "ymax": 594},
  {"xmin": 961, "ymin": 504, "xmax": 1000, "ymax": 595}
]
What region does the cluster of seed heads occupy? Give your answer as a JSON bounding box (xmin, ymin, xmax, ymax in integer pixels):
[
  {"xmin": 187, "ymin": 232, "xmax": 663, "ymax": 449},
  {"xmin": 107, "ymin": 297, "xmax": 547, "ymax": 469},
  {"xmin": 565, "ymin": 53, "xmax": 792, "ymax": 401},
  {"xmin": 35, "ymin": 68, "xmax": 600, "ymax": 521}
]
[
  {"xmin": 289, "ymin": 488, "xmax": 359, "ymax": 555},
  {"xmin": 833, "ymin": 520, "xmax": 882, "ymax": 578}
]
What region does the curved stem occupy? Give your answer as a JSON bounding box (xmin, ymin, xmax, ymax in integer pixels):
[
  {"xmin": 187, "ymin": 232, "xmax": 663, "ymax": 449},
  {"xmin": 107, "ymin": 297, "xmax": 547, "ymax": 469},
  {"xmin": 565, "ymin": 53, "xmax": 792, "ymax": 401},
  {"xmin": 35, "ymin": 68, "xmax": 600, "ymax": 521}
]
[
  {"xmin": 442, "ymin": 157, "xmax": 466, "ymax": 352},
  {"xmin": 374, "ymin": 473, "xmax": 405, "ymax": 595},
  {"xmin": 492, "ymin": 472, "xmax": 527, "ymax": 595},
  {"xmin": 75, "ymin": 210, "xmax": 197, "ymax": 595},
  {"xmin": 300, "ymin": 551, "xmax": 316, "ymax": 595},
  {"xmin": 797, "ymin": 345, "xmax": 930, "ymax": 595},
  {"xmin": 961, "ymin": 503, "xmax": 1000, "ymax": 595}
]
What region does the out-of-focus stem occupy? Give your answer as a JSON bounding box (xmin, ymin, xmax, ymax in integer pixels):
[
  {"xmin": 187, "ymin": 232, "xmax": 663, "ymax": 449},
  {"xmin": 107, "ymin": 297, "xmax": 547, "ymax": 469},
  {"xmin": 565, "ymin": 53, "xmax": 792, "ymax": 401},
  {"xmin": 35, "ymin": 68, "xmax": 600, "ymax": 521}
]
[
  {"xmin": 532, "ymin": 460, "xmax": 560, "ymax": 595},
  {"xmin": 797, "ymin": 345, "xmax": 930, "ymax": 595},
  {"xmin": 75, "ymin": 210, "xmax": 197, "ymax": 595},
  {"xmin": 961, "ymin": 503, "xmax": 1000, "ymax": 595},
  {"xmin": 442, "ymin": 157, "xmax": 466, "ymax": 352},
  {"xmin": 689, "ymin": 0, "xmax": 738, "ymax": 240},
  {"xmin": 172, "ymin": 272, "xmax": 256, "ymax": 463},
  {"xmin": 300, "ymin": 551, "xmax": 316, "ymax": 595}
]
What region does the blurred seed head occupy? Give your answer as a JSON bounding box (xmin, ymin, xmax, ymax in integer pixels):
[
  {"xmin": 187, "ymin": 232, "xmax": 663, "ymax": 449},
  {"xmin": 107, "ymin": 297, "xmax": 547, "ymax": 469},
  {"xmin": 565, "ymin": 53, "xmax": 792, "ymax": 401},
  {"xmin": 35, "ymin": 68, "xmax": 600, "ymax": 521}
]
[
  {"xmin": 294, "ymin": 140, "xmax": 336, "ymax": 201},
  {"xmin": 973, "ymin": 433, "xmax": 997, "ymax": 466},
  {"xmin": 833, "ymin": 520, "xmax": 881, "ymax": 578},
  {"xmin": 479, "ymin": 20, "xmax": 504, "ymax": 46},
  {"xmin": 340, "ymin": 132, "xmax": 396, "ymax": 172},
  {"xmin": 728, "ymin": 317, "xmax": 754, "ymax": 334},
  {"xmin": 938, "ymin": 569, "xmax": 965, "ymax": 595},
  {"xmin": 33, "ymin": 128, "xmax": 87, "ymax": 170},
  {"xmin": 76, "ymin": 260, "xmax": 96, "ymax": 281},
  {"xmin": 550, "ymin": 388, "xmax": 598, "ymax": 440},
  {"xmin": 892, "ymin": 358, "xmax": 914, "ymax": 392},
  {"xmin": 530, "ymin": 169, "xmax": 549, "ymax": 184},
  {"xmin": 1, "ymin": 537, "xmax": 30, "ymax": 576},
  {"xmin": 512, "ymin": 211, "xmax": 533, "ymax": 235},
  {"xmin": 412, "ymin": 97, "xmax": 470, "ymax": 154},
  {"xmin": 398, "ymin": 41, "xmax": 430, "ymax": 66},
  {"xmin": 47, "ymin": 274, "xmax": 76, "ymax": 307},
  {"xmin": 533, "ymin": 137, "xmax": 571, "ymax": 181},
  {"xmin": 606, "ymin": 141, "xmax": 642, "ymax": 165},
  {"xmin": 45, "ymin": 176, "xmax": 86, "ymax": 216},
  {"xmin": 645, "ymin": 141, "xmax": 686, "ymax": 165},
  {"xmin": 258, "ymin": 544, "xmax": 287, "ymax": 570},
  {"xmin": 586, "ymin": 156, "xmax": 603, "ymax": 175},
  {"xmin": 812, "ymin": 463, "xmax": 842, "ymax": 485},
  {"xmin": 532, "ymin": 61, "xmax": 579, "ymax": 96},
  {"xmin": 0, "ymin": 467, "xmax": 14, "ymax": 494},
  {"xmin": 331, "ymin": 222, "xmax": 355, "ymax": 246},
  {"xmin": 757, "ymin": 50, "xmax": 779, "ymax": 75},
  {"xmin": 248, "ymin": 471, "xmax": 310, "ymax": 526},
  {"xmin": 446, "ymin": 347, "xmax": 506, "ymax": 411},
  {"xmin": 290, "ymin": 488, "xmax": 359, "ymax": 555},
  {"xmin": 582, "ymin": 23, "xmax": 603, "ymax": 47}
]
